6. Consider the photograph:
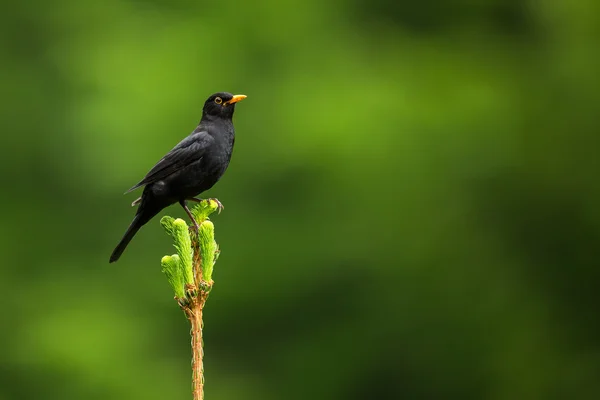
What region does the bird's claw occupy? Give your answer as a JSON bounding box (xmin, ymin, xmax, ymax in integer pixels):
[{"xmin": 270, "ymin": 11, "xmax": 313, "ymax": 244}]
[
  {"xmin": 208, "ymin": 198, "xmax": 224, "ymax": 214},
  {"xmin": 187, "ymin": 197, "xmax": 224, "ymax": 214}
]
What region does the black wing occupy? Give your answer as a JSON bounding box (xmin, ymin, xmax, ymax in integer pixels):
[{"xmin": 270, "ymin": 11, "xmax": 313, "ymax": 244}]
[{"xmin": 125, "ymin": 131, "xmax": 213, "ymax": 193}]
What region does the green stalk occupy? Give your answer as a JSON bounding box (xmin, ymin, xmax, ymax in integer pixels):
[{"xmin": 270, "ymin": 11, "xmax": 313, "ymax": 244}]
[{"xmin": 159, "ymin": 199, "xmax": 222, "ymax": 400}]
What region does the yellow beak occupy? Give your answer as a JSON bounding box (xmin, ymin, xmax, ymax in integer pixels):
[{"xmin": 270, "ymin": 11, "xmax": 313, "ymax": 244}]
[{"xmin": 225, "ymin": 94, "xmax": 247, "ymax": 105}]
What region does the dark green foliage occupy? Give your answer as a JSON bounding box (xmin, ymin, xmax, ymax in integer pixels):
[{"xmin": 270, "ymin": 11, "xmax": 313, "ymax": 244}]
[{"xmin": 1, "ymin": 1, "xmax": 599, "ymax": 399}]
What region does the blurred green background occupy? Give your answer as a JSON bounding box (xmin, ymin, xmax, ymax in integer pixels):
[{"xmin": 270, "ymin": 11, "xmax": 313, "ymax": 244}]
[{"xmin": 1, "ymin": 0, "xmax": 599, "ymax": 399}]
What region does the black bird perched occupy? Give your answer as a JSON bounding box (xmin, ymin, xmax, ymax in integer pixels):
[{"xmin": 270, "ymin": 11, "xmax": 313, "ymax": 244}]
[{"xmin": 109, "ymin": 92, "xmax": 246, "ymax": 263}]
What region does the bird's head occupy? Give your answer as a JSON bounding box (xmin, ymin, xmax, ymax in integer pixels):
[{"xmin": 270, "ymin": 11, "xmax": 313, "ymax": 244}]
[{"xmin": 202, "ymin": 92, "xmax": 247, "ymax": 120}]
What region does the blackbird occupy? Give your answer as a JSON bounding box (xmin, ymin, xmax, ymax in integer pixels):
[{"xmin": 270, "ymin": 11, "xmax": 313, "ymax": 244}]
[{"xmin": 109, "ymin": 92, "xmax": 246, "ymax": 263}]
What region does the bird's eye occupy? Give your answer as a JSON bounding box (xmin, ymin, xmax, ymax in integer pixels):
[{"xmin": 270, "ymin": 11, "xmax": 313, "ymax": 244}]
[{"xmin": 214, "ymin": 97, "xmax": 223, "ymax": 105}]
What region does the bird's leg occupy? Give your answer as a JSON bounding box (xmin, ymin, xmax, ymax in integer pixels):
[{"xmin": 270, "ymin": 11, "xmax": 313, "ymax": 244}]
[
  {"xmin": 179, "ymin": 200, "xmax": 200, "ymax": 231},
  {"xmin": 187, "ymin": 197, "xmax": 224, "ymax": 214},
  {"xmin": 131, "ymin": 197, "xmax": 142, "ymax": 207}
]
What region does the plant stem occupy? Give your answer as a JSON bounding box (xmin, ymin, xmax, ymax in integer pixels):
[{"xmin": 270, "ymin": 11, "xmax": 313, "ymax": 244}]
[
  {"xmin": 182, "ymin": 293, "xmax": 208, "ymax": 400},
  {"xmin": 162, "ymin": 201, "xmax": 219, "ymax": 400},
  {"xmin": 179, "ymin": 231, "xmax": 212, "ymax": 400}
]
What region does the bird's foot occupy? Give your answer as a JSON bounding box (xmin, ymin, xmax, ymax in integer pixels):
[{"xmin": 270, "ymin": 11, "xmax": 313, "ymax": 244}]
[
  {"xmin": 131, "ymin": 197, "xmax": 142, "ymax": 207},
  {"xmin": 180, "ymin": 199, "xmax": 201, "ymax": 231},
  {"xmin": 188, "ymin": 220, "xmax": 201, "ymax": 232},
  {"xmin": 187, "ymin": 197, "xmax": 224, "ymax": 214},
  {"xmin": 209, "ymin": 198, "xmax": 224, "ymax": 214}
]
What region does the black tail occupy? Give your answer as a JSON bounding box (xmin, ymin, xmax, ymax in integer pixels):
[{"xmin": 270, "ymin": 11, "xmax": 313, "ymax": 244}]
[
  {"xmin": 109, "ymin": 214, "xmax": 144, "ymax": 263},
  {"xmin": 109, "ymin": 202, "xmax": 162, "ymax": 263},
  {"xmin": 110, "ymin": 188, "xmax": 169, "ymax": 263}
]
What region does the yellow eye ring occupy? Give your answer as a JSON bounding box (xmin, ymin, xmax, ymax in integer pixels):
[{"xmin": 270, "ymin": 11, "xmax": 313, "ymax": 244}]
[{"xmin": 214, "ymin": 97, "xmax": 223, "ymax": 105}]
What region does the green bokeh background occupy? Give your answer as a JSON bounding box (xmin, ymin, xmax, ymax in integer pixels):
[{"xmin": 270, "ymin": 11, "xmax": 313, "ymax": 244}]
[{"xmin": 1, "ymin": 1, "xmax": 599, "ymax": 399}]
